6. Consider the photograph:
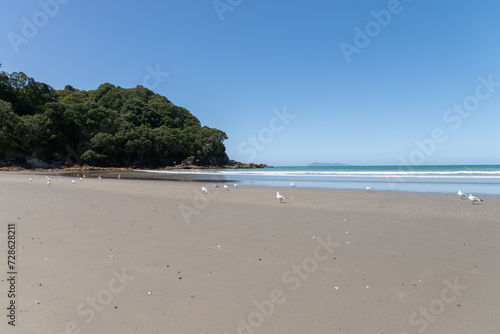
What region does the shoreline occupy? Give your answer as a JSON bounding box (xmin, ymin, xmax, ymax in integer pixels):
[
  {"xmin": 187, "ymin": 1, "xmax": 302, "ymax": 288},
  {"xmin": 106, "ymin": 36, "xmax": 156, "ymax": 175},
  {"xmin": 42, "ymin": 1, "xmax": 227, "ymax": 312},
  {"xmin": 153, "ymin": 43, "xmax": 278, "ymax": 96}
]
[
  {"xmin": 0, "ymin": 162, "xmax": 273, "ymax": 173},
  {"xmin": 4, "ymin": 168, "xmax": 499, "ymax": 197}
]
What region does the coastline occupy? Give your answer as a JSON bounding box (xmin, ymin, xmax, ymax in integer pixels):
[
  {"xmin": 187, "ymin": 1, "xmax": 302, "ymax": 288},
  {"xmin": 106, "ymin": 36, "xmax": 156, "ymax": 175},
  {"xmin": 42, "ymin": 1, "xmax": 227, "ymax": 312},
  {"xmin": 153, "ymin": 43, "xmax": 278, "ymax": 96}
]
[
  {"xmin": 4, "ymin": 166, "xmax": 500, "ymax": 196},
  {"xmin": 0, "ymin": 162, "xmax": 273, "ymax": 173},
  {"xmin": 0, "ymin": 172, "xmax": 499, "ymax": 333}
]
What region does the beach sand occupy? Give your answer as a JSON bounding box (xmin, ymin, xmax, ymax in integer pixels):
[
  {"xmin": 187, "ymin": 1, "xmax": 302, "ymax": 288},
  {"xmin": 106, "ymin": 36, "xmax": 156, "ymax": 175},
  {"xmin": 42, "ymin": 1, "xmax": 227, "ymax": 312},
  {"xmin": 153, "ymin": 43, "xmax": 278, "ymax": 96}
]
[{"xmin": 0, "ymin": 172, "xmax": 499, "ymax": 334}]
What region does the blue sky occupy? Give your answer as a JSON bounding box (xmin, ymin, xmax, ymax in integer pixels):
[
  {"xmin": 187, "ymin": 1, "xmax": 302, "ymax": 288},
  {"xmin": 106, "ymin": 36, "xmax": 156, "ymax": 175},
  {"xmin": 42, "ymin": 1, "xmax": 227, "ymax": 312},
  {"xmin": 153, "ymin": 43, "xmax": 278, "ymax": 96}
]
[{"xmin": 1, "ymin": 0, "xmax": 499, "ymax": 166}]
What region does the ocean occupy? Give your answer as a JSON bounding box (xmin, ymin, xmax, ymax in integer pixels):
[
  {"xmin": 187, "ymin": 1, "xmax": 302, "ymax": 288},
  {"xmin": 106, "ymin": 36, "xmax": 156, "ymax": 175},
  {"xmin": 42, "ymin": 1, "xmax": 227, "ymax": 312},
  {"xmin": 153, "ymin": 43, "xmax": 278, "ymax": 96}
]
[{"xmin": 139, "ymin": 165, "xmax": 500, "ymax": 195}]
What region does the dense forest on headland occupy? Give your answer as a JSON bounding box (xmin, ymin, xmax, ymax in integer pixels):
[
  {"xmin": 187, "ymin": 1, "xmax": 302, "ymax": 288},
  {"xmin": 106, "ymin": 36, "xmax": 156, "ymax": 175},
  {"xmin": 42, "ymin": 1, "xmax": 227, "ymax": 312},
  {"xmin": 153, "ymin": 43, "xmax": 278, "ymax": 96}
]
[{"xmin": 0, "ymin": 70, "xmax": 234, "ymax": 169}]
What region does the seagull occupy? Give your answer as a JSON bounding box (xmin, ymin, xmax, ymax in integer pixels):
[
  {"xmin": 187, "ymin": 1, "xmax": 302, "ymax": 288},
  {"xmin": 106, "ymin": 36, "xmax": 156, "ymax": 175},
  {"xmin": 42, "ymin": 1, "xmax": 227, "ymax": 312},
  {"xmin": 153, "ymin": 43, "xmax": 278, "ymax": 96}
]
[
  {"xmin": 202, "ymin": 187, "xmax": 208, "ymax": 194},
  {"xmin": 291, "ymin": 182, "xmax": 296, "ymax": 188},
  {"xmin": 224, "ymin": 185, "xmax": 229, "ymax": 190},
  {"xmin": 457, "ymin": 190, "xmax": 467, "ymax": 199},
  {"xmin": 35, "ymin": 175, "xmax": 38, "ymax": 179},
  {"xmin": 233, "ymin": 183, "xmax": 239, "ymax": 188},
  {"xmin": 467, "ymin": 194, "xmax": 483, "ymax": 205},
  {"xmin": 98, "ymin": 176, "xmax": 102, "ymax": 180},
  {"xmin": 72, "ymin": 180, "xmax": 76, "ymax": 184},
  {"xmin": 79, "ymin": 177, "xmax": 83, "ymax": 181},
  {"xmin": 118, "ymin": 175, "xmax": 121, "ymax": 179},
  {"xmin": 277, "ymin": 192, "xmax": 287, "ymax": 203},
  {"xmin": 28, "ymin": 178, "xmax": 33, "ymax": 182},
  {"xmin": 213, "ymin": 184, "xmax": 219, "ymax": 189},
  {"xmin": 365, "ymin": 187, "xmax": 372, "ymax": 192},
  {"xmin": 47, "ymin": 180, "xmax": 51, "ymax": 186}
]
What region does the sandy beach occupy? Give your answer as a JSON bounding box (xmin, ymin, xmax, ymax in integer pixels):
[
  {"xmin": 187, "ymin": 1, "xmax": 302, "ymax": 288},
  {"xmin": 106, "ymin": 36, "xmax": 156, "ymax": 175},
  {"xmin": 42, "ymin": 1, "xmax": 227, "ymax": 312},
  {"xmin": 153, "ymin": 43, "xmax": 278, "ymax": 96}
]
[{"xmin": 0, "ymin": 171, "xmax": 499, "ymax": 334}]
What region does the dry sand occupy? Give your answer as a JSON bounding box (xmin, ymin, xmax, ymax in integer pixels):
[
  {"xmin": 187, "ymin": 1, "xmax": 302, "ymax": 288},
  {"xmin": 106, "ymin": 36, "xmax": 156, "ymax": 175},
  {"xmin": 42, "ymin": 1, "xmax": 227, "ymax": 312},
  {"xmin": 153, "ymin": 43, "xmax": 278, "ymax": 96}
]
[{"xmin": 0, "ymin": 172, "xmax": 499, "ymax": 334}]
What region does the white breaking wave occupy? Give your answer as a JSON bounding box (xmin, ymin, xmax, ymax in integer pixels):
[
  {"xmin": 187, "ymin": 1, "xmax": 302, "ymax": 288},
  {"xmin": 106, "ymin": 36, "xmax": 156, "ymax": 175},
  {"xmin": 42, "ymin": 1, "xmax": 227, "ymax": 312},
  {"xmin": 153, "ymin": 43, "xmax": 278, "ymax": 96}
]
[{"xmin": 137, "ymin": 169, "xmax": 500, "ymax": 179}]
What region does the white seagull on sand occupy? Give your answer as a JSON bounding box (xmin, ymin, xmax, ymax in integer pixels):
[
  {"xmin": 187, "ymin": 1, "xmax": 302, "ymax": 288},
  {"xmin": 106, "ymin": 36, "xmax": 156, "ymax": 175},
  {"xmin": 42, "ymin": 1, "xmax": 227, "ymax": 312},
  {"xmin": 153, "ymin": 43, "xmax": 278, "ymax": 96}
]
[
  {"xmin": 72, "ymin": 180, "xmax": 76, "ymax": 184},
  {"xmin": 213, "ymin": 184, "xmax": 219, "ymax": 189},
  {"xmin": 276, "ymin": 192, "xmax": 287, "ymax": 203},
  {"xmin": 202, "ymin": 187, "xmax": 208, "ymax": 194},
  {"xmin": 233, "ymin": 183, "xmax": 239, "ymax": 188},
  {"xmin": 467, "ymin": 194, "xmax": 483, "ymax": 205},
  {"xmin": 47, "ymin": 180, "xmax": 51, "ymax": 186},
  {"xmin": 224, "ymin": 184, "xmax": 229, "ymax": 190},
  {"xmin": 457, "ymin": 190, "xmax": 467, "ymax": 199},
  {"xmin": 365, "ymin": 187, "xmax": 372, "ymax": 192},
  {"xmin": 29, "ymin": 178, "xmax": 33, "ymax": 182},
  {"xmin": 291, "ymin": 182, "xmax": 296, "ymax": 188}
]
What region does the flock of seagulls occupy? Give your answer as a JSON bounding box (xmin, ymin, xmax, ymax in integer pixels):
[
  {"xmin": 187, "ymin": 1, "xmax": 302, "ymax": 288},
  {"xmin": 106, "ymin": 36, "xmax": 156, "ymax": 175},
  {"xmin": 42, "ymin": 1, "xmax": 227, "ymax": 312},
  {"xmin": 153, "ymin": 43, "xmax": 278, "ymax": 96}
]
[
  {"xmin": 202, "ymin": 183, "xmax": 239, "ymax": 194},
  {"xmin": 458, "ymin": 190, "xmax": 483, "ymax": 205},
  {"xmin": 201, "ymin": 183, "xmax": 292, "ymax": 204},
  {"xmin": 29, "ymin": 174, "xmax": 109, "ymax": 186},
  {"xmin": 26, "ymin": 174, "xmax": 485, "ymax": 206}
]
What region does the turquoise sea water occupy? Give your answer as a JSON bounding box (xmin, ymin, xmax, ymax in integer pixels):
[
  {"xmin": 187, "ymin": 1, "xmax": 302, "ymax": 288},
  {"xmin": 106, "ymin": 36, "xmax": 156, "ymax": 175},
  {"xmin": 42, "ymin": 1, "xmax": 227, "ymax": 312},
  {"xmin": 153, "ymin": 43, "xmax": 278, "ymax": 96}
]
[{"xmin": 140, "ymin": 165, "xmax": 500, "ymax": 195}]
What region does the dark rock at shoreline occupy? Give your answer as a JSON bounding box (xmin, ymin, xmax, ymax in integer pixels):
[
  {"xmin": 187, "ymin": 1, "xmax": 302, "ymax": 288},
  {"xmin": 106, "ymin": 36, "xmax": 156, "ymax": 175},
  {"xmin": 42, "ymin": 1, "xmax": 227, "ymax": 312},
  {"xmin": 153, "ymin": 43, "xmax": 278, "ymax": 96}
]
[
  {"xmin": 170, "ymin": 157, "xmax": 271, "ymax": 170},
  {"xmin": 0, "ymin": 157, "xmax": 272, "ymax": 171}
]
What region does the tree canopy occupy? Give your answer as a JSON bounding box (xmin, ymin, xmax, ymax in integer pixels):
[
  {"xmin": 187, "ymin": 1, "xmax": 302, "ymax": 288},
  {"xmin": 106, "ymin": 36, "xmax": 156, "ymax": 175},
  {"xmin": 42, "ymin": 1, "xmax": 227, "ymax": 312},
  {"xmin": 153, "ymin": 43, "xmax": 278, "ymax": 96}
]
[{"xmin": 0, "ymin": 71, "xmax": 229, "ymax": 168}]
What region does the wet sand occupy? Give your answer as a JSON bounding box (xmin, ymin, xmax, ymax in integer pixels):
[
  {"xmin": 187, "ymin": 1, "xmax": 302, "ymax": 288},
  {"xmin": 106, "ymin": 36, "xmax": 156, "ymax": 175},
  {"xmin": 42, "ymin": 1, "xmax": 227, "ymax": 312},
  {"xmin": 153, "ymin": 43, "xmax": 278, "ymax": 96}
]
[{"xmin": 0, "ymin": 172, "xmax": 499, "ymax": 334}]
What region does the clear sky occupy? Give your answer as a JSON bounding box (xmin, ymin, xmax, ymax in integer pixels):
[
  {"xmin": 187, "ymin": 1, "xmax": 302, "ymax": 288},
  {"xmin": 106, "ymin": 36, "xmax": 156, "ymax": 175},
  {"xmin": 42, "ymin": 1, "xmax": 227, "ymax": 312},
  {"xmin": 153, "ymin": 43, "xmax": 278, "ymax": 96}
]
[{"xmin": 1, "ymin": 0, "xmax": 499, "ymax": 166}]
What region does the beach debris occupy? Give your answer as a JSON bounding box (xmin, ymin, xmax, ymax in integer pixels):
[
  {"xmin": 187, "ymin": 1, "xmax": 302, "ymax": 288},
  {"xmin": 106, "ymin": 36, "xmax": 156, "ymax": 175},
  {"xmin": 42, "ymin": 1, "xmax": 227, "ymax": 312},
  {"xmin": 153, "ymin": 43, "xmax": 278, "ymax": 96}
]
[
  {"xmin": 202, "ymin": 186, "xmax": 208, "ymax": 194},
  {"xmin": 276, "ymin": 192, "xmax": 287, "ymax": 203},
  {"xmin": 291, "ymin": 182, "xmax": 296, "ymax": 188},
  {"xmin": 457, "ymin": 190, "xmax": 467, "ymax": 199},
  {"xmin": 366, "ymin": 285, "xmax": 370, "ymax": 288},
  {"xmin": 467, "ymin": 194, "xmax": 483, "ymax": 205}
]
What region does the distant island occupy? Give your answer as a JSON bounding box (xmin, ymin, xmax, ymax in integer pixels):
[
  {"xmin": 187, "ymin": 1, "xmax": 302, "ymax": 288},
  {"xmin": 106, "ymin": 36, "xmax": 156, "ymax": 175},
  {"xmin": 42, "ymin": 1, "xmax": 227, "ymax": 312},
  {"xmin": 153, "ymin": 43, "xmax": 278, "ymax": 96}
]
[
  {"xmin": 307, "ymin": 162, "xmax": 350, "ymax": 167},
  {"xmin": 0, "ymin": 70, "xmax": 269, "ymax": 170}
]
